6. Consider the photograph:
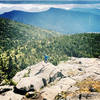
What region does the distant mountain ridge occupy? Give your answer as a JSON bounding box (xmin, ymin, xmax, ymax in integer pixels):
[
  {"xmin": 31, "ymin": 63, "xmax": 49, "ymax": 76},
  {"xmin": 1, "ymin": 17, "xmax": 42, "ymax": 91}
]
[{"xmin": 0, "ymin": 7, "xmax": 100, "ymax": 33}]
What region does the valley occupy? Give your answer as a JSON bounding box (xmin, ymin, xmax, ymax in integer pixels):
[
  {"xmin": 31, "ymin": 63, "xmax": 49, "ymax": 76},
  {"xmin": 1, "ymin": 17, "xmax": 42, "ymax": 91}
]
[
  {"xmin": 0, "ymin": 17, "xmax": 100, "ymax": 100},
  {"xmin": 0, "ymin": 17, "xmax": 100, "ymax": 83}
]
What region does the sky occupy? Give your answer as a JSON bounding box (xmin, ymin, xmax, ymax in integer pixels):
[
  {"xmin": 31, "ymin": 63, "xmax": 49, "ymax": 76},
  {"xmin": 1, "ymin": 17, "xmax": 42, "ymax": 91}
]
[
  {"xmin": 0, "ymin": 3, "xmax": 100, "ymax": 14},
  {"xmin": 0, "ymin": 0, "xmax": 100, "ymax": 14}
]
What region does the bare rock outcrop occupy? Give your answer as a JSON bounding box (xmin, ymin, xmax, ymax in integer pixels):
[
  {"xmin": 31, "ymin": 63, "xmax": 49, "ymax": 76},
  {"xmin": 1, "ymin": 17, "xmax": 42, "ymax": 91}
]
[
  {"xmin": 0, "ymin": 57, "xmax": 100, "ymax": 100},
  {"xmin": 13, "ymin": 61, "xmax": 66, "ymax": 92},
  {"xmin": 66, "ymin": 93, "xmax": 100, "ymax": 100}
]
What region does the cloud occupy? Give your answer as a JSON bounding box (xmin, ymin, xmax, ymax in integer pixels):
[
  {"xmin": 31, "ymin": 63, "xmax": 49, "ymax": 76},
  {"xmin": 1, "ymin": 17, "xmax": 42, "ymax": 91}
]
[
  {"xmin": 0, "ymin": 4, "xmax": 71, "ymax": 14},
  {"xmin": 0, "ymin": 3, "xmax": 100, "ymax": 14}
]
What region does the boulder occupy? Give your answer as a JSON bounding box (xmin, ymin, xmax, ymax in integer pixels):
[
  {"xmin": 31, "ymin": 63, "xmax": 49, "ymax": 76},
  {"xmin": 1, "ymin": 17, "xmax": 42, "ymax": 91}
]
[
  {"xmin": 13, "ymin": 62, "xmax": 57, "ymax": 84},
  {"xmin": 29, "ymin": 62, "xmax": 64, "ymax": 84},
  {"xmin": 14, "ymin": 62, "xmax": 65, "ymax": 88},
  {"xmin": 16, "ymin": 77, "xmax": 44, "ymax": 92}
]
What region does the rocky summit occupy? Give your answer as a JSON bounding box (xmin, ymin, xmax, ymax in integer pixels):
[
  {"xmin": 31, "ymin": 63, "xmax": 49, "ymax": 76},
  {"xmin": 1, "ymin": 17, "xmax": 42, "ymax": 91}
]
[{"xmin": 0, "ymin": 57, "xmax": 100, "ymax": 100}]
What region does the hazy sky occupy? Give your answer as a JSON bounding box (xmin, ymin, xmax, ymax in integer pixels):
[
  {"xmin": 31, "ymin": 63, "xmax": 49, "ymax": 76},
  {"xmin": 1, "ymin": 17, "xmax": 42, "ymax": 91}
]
[
  {"xmin": 0, "ymin": 3, "xmax": 100, "ymax": 14},
  {"xmin": 0, "ymin": 0, "xmax": 100, "ymax": 14}
]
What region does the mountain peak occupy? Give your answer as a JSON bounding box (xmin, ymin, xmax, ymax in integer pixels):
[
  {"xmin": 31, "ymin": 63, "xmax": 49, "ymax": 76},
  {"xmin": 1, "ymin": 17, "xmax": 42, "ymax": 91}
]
[{"xmin": 48, "ymin": 7, "xmax": 65, "ymax": 12}]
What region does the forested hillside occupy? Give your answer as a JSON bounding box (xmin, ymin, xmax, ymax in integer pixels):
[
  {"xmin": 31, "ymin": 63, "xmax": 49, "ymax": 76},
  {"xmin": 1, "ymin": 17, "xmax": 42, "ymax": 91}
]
[
  {"xmin": 0, "ymin": 18, "xmax": 100, "ymax": 84},
  {"xmin": 0, "ymin": 18, "xmax": 60, "ymax": 83}
]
